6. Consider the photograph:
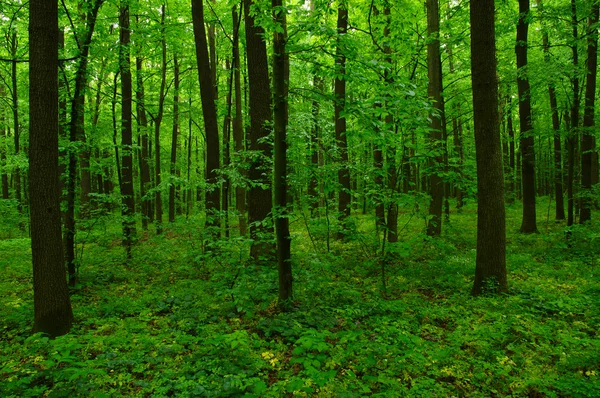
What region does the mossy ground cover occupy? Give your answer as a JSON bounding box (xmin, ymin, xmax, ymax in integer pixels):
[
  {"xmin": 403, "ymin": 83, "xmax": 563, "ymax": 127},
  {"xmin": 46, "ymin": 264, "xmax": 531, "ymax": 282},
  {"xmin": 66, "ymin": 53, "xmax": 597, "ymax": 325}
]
[{"xmin": 1, "ymin": 201, "xmax": 599, "ymax": 397}]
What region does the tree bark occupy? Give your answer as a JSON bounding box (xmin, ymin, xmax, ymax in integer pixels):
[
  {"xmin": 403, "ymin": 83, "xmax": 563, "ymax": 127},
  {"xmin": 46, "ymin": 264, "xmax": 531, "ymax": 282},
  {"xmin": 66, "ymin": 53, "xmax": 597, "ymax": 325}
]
[
  {"xmin": 567, "ymin": 0, "xmax": 579, "ymax": 227},
  {"xmin": 119, "ymin": 2, "xmax": 136, "ymax": 259},
  {"xmin": 244, "ymin": 0, "xmax": 275, "ymax": 259},
  {"xmin": 192, "ymin": 0, "xmax": 221, "ymax": 240},
  {"xmin": 516, "ymin": 0, "xmax": 537, "ymax": 233},
  {"xmin": 470, "ymin": 0, "xmax": 508, "ymax": 296},
  {"xmin": 169, "ymin": 54, "xmax": 180, "ymax": 223},
  {"xmin": 29, "ymin": 0, "xmax": 73, "ymax": 337},
  {"xmin": 335, "ymin": 5, "xmax": 351, "ymax": 239},
  {"xmin": 135, "ymin": 38, "xmax": 152, "ymax": 230},
  {"xmin": 154, "ymin": 5, "xmax": 167, "ymax": 234},
  {"xmin": 580, "ymin": 2, "xmax": 599, "ymax": 223}
]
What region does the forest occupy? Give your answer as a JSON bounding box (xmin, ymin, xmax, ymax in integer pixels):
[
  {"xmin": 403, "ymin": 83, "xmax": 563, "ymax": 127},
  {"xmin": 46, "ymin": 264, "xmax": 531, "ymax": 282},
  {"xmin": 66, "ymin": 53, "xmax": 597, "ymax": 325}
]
[{"xmin": 1, "ymin": 0, "xmax": 600, "ymax": 396}]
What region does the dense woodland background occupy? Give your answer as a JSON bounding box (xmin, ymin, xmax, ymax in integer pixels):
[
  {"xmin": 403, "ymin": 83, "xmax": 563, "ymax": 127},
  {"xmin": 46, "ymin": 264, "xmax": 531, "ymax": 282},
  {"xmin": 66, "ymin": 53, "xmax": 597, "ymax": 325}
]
[{"xmin": 1, "ymin": 0, "xmax": 600, "ymax": 396}]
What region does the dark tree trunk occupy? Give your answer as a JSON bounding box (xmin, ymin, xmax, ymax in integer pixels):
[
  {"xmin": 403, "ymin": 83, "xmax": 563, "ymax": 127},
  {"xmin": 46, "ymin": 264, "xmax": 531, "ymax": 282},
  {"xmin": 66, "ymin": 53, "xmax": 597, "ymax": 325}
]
[
  {"xmin": 273, "ymin": 0, "xmax": 292, "ymax": 303},
  {"xmin": 335, "ymin": 6, "xmax": 351, "ymax": 239},
  {"xmin": 64, "ymin": 0, "xmax": 103, "ymax": 286},
  {"xmin": 232, "ymin": 6, "xmax": 247, "ymax": 235},
  {"xmin": 169, "ymin": 54, "xmax": 180, "ymax": 223},
  {"xmin": 10, "ymin": 33, "xmax": 22, "ymax": 213},
  {"xmin": 580, "ymin": 2, "xmax": 599, "ymax": 223},
  {"xmin": 426, "ymin": 0, "xmax": 446, "ymax": 237},
  {"xmin": 567, "ymin": 0, "xmax": 579, "ymax": 227},
  {"xmin": 516, "ymin": 0, "xmax": 537, "ymax": 233},
  {"xmin": 1, "ymin": 85, "xmax": 8, "ymax": 199},
  {"xmin": 244, "ymin": 0, "xmax": 274, "ymax": 259},
  {"xmin": 470, "ymin": 0, "xmax": 508, "ymax": 296},
  {"xmin": 192, "ymin": 0, "xmax": 221, "ymax": 239},
  {"xmin": 136, "ymin": 49, "xmax": 152, "ymax": 230},
  {"xmin": 222, "ymin": 58, "xmax": 233, "ymax": 237},
  {"xmin": 119, "ymin": 2, "xmax": 136, "ymax": 259},
  {"xmin": 154, "ymin": 5, "xmax": 167, "ymax": 234},
  {"xmin": 309, "ymin": 75, "xmax": 323, "ymax": 214},
  {"xmin": 29, "ymin": 0, "xmax": 73, "ymax": 337}
]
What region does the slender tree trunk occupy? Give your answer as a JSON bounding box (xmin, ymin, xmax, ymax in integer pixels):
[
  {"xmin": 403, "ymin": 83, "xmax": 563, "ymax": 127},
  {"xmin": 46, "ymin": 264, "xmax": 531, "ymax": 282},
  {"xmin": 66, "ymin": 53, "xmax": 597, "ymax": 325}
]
[
  {"xmin": 244, "ymin": 0, "xmax": 274, "ymax": 259},
  {"xmin": 470, "ymin": 0, "xmax": 507, "ymax": 295},
  {"xmin": 516, "ymin": 0, "xmax": 537, "ymax": 233},
  {"xmin": 119, "ymin": 2, "xmax": 136, "ymax": 259},
  {"xmin": 273, "ymin": 0, "xmax": 292, "ymax": 302},
  {"xmin": 64, "ymin": 0, "xmax": 103, "ymax": 285},
  {"xmin": 136, "ymin": 47, "xmax": 151, "ymax": 229},
  {"xmin": 222, "ymin": 58, "xmax": 233, "ymax": 237},
  {"xmin": 426, "ymin": 0, "xmax": 445, "ymax": 237},
  {"xmin": 580, "ymin": 2, "xmax": 599, "ymax": 223},
  {"xmin": 567, "ymin": 0, "xmax": 579, "ymax": 227},
  {"xmin": 29, "ymin": 0, "xmax": 73, "ymax": 337},
  {"xmin": 154, "ymin": 5, "xmax": 167, "ymax": 234},
  {"xmin": 232, "ymin": 6, "xmax": 247, "ymax": 235},
  {"xmin": 10, "ymin": 33, "xmax": 22, "ymax": 213},
  {"xmin": 1, "ymin": 85, "xmax": 8, "ymax": 200},
  {"xmin": 192, "ymin": 0, "xmax": 221, "ymax": 240},
  {"xmin": 335, "ymin": 5, "xmax": 351, "ymax": 239},
  {"xmin": 169, "ymin": 55, "xmax": 180, "ymax": 223},
  {"xmin": 309, "ymin": 75, "xmax": 323, "ymax": 214}
]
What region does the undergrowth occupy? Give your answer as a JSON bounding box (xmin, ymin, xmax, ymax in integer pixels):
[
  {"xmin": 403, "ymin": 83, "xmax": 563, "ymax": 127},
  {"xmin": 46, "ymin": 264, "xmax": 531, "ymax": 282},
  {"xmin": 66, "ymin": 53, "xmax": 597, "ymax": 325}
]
[{"xmin": 1, "ymin": 200, "xmax": 599, "ymax": 397}]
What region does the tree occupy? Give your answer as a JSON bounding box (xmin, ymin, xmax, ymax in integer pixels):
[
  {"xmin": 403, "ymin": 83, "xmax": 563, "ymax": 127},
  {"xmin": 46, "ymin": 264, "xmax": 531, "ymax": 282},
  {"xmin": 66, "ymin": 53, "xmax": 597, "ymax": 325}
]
[
  {"xmin": 426, "ymin": 0, "xmax": 445, "ymax": 237},
  {"xmin": 470, "ymin": 0, "xmax": 508, "ymax": 296},
  {"xmin": 516, "ymin": 0, "xmax": 537, "ymax": 233},
  {"xmin": 244, "ymin": 0, "xmax": 274, "ymax": 259},
  {"xmin": 273, "ymin": 0, "xmax": 292, "ymax": 303},
  {"xmin": 579, "ymin": 2, "xmax": 599, "ymax": 224},
  {"xmin": 335, "ymin": 4, "xmax": 351, "ymax": 239},
  {"xmin": 119, "ymin": 1, "xmax": 136, "ymax": 259},
  {"xmin": 169, "ymin": 54, "xmax": 180, "ymax": 223},
  {"xmin": 192, "ymin": 0, "xmax": 221, "ymax": 239},
  {"xmin": 29, "ymin": 0, "xmax": 73, "ymax": 337}
]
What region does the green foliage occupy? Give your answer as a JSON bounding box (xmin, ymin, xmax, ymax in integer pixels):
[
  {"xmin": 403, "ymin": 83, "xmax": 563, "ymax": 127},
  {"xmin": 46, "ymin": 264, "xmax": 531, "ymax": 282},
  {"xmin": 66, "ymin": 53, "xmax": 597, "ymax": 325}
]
[{"xmin": 1, "ymin": 205, "xmax": 600, "ymax": 396}]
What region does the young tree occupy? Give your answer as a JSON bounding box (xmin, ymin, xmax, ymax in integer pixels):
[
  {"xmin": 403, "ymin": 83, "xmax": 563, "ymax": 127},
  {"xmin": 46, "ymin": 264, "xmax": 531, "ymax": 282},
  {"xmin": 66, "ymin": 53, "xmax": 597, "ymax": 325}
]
[
  {"xmin": 580, "ymin": 2, "xmax": 599, "ymax": 223},
  {"xmin": 335, "ymin": 4, "xmax": 351, "ymax": 239},
  {"xmin": 192, "ymin": 0, "xmax": 221, "ymax": 238},
  {"xmin": 119, "ymin": 1, "xmax": 136, "ymax": 259},
  {"xmin": 169, "ymin": 54, "xmax": 180, "ymax": 223},
  {"xmin": 273, "ymin": 0, "xmax": 292, "ymax": 303},
  {"xmin": 470, "ymin": 0, "xmax": 508, "ymax": 295},
  {"xmin": 29, "ymin": 0, "xmax": 73, "ymax": 337},
  {"xmin": 516, "ymin": 0, "xmax": 537, "ymax": 233}
]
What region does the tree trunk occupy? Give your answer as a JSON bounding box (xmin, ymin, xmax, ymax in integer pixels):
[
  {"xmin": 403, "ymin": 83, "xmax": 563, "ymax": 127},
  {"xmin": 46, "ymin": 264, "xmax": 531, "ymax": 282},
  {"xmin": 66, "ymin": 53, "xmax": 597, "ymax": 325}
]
[
  {"xmin": 192, "ymin": 0, "xmax": 221, "ymax": 240},
  {"xmin": 64, "ymin": 0, "xmax": 103, "ymax": 286},
  {"xmin": 567, "ymin": 0, "xmax": 579, "ymax": 227},
  {"xmin": 335, "ymin": 6, "xmax": 351, "ymax": 239},
  {"xmin": 222, "ymin": 58, "xmax": 233, "ymax": 237},
  {"xmin": 580, "ymin": 2, "xmax": 599, "ymax": 223},
  {"xmin": 29, "ymin": 0, "xmax": 73, "ymax": 337},
  {"xmin": 470, "ymin": 0, "xmax": 508, "ymax": 296},
  {"xmin": 10, "ymin": 33, "xmax": 22, "ymax": 213},
  {"xmin": 516, "ymin": 0, "xmax": 537, "ymax": 233},
  {"xmin": 169, "ymin": 54, "xmax": 180, "ymax": 223},
  {"xmin": 154, "ymin": 5, "xmax": 167, "ymax": 234},
  {"xmin": 309, "ymin": 75, "xmax": 323, "ymax": 214},
  {"xmin": 136, "ymin": 46, "xmax": 152, "ymax": 230},
  {"xmin": 119, "ymin": 2, "xmax": 136, "ymax": 259},
  {"xmin": 232, "ymin": 6, "xmax": 247, "ymax": 235},
  {"xmin": 426, "ymin": 0, "xmax": 446, "ymax": 237},
  {"xmin": 244, "ymin": 0, "xmax": 274, "ymax": 259},
  {"xmin": 1, "ymin": 85, "xmax": 8, "ymax": 200},
  {"xmin": 273, "ymin": 0, "xmax": 292, "ymax": 303}
]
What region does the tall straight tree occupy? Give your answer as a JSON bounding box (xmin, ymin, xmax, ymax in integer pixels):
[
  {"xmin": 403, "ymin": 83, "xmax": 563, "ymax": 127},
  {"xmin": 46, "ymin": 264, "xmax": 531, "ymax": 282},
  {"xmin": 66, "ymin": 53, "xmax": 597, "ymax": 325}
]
[
  {"xmin": 516, "ymin": 0, "xmax": 537, "ymax": 233},
  {"xmin": 29, "ymin": 0, "xmax": 73, "ymax": 337},
  {"xmin": 64, "ymin": 0, "xmax": 104, "ymax": 285},
  {"xmin": 537, "ymin": 0, "xmax": 564, "ymax": 220},
  {"xmin": 154, "ymin": 4, "xmax": 167, "ymax": 234},
  {"xmin": 119, "ymin": 1, "xmax": 136, "ymax": 259},
  {"xmin": 273, "ymin": 0, "xmax": 292, "ymax": 303},
  {"xmin": 244, "ymin": 0, "xmax": 274, "ymax": 258},
  {"xmin": 426, "ymin": 0, "xmax": 445, "ymax": 237},
  {"xmin": 470, "ymin": 0, "xmax": 508, "ymax": 295},
  {"xmin": 335, "ymin": 3, "xmax": 351, "ymax": 239},
  {"xmin": 567, "ymin": 0, "xmax": 580, "ymax": 227},
  {"xmin": 580, "ymin": 2, "xmax": 599, "ymax": 223},
  {"xmin": 192, "ymin": 0, "xmax": 221, "ymax": 237},
  {"xmin": 169, "ymin": 54, "xmax": 180, "ymax": 223}
]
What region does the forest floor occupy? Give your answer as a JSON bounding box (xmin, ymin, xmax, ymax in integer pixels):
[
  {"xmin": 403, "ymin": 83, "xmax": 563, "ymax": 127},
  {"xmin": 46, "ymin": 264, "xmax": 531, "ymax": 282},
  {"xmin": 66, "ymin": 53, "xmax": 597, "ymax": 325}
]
[{"xmin": 1, "ymin": 200, "xmax": 599, "ymax": 397}]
